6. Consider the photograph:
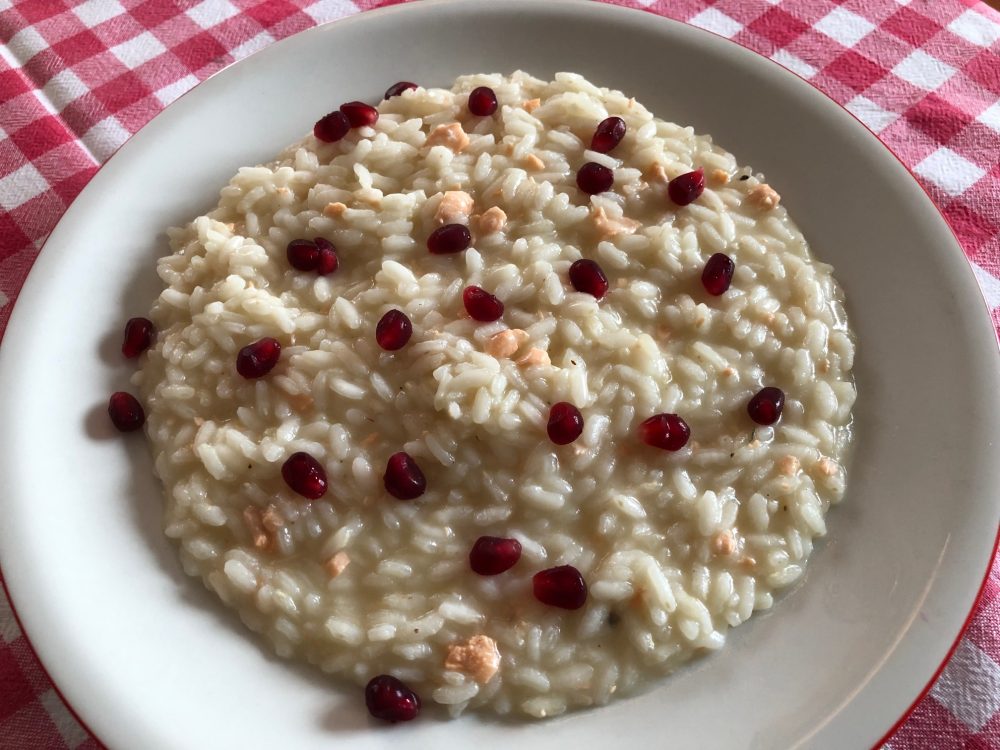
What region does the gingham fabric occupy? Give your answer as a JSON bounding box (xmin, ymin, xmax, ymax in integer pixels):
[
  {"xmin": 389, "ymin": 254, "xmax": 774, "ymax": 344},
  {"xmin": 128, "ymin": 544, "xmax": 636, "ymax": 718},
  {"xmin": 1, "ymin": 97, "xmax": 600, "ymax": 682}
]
[{"xmin": 0, "ymin": 0, "xmax": 998, "ymax": 747}]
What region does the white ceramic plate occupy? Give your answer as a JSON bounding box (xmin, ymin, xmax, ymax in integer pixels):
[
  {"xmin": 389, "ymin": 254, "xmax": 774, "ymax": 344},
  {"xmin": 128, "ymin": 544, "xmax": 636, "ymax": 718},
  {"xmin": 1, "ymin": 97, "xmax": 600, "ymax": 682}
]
[{"xmin": 1, "ymin": 1, "xmax": 998, "ymax": 748}]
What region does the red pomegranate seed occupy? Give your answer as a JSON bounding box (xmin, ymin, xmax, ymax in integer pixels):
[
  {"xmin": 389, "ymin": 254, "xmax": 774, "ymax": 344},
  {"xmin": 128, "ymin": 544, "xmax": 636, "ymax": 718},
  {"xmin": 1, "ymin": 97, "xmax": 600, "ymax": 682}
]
[
  {"xmin": 748, "ymin": 386, "xmax": 785, "ymax": 425},
  {"xmin": 287, "ymin": 239, "xmax": 319, "ymax": 271},
  {"xmin": 365, "ymin": 675, "xmax": 421, "ymax": 723},
  {"xmin": 236, "ymin": 338, "xmax": 281, "ymax": 379},
  {"xmin": 468, "ymin": 86, "xmax": 498, "ymax": 116},
  {"xmin": 385, "ymin": 81, "xmax": 417, "ymax": 99},
  {"xmin": 639, "ymin": 413, "xmax": 691, "ymax": 451},
  {"xmin": 576, "ymin": 162, "xmax": 614, "ymax": 195},
  {"xmin": 384, "ymin": 452, "xmax": 426, "ymax": 500},
  {"xmin": 533, "ymin": 565, "xmax": 588, "ymax": 610},
  {"xmin": 376, "ymin": 309, "xmax": 413, "ymax": 351},
  {"xmin": 668, "ymin": 167, "xmax": 705, "ymax": 206},
  {"xmin": 340, "ymin": 101, "xmax": 379, "ymax": 128},
  {"xmin": 590, "ymin": 116, "xmax": 626, "ymax": 153},
  {"xmin": 427, "ymin": 223, "xmax": 472, "ymax": 254},
  {"xmin": 547, "ymin": 402, "xmax": 584, "ymax": 445},
  {"xmin": 463, "ymin": 286, "xmax": 504, "ymax": 322},
  {"xmin": 469, "ymin": 536, "xmax": 522, "ymax": 575},
  {"xmin": 108, "ymin": 392, "xmax": 144, "ymax": 432},
  {"xmin": 568, "ymin": 259, "xmax": 609, "ymax": 300},
  {"xmin": 701, "ymin": 252, "xmax": 735, "ymax": 296},
  {"xmin": 314, "ymin": 237, "xmax": 338, "ymax": 275},
  {"xmin": 313, "ymin": 110, "xmax": 350, "ymax": 143},
  {"xmin": 281, "ymin": 452, "xmax": 327, "ymax": 499},
  {"xmin": 121, "ymin": 317, "xmax": 154, "ymax": 358}
]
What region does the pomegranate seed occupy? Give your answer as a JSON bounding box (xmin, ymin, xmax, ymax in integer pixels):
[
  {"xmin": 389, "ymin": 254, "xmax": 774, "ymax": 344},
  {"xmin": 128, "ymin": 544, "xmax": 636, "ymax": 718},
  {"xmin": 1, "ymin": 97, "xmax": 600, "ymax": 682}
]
[
  {"xmin": 639, "ymin": 413, "xmax": 691, "ymax": 451},
  {"xmin": 385, "ymin": 81, "xmax": 417, "ymax": 99},
  {"xmin": 590, "ymin": 116, "xmax": 626, "ymax": 153},
  {"xmin": 384, "ymin": 452, "xmax": 426, "ymax": 500},
  {"xmin": 340, "ymin": 101, "xmax": 379, "ymax": 128},
  {"xmin": 121, "ymin": 317, "xmax": 154, "ymax": 358},
  {"xmin": 469, "ymin": 536, "xmax": 522, "ymax": 575},
  {"xmin": 568, "ymin": 259, "xmax": 609, "ymax": 300},
  {"xmin": 281, "ymin": 452, "xmax": 327, "ymax": 499},
  {"xmin": 748, "ymin": 386, "xmax": 785, "ymax": 425},
  {"xmin": 533, "ymin": 565, "xmax": 588, "ymax": 610},
  {"xmin": 314, "ymin": 237, "xmax": 338, "ymax": 275},
  {"xmin": 108, "ymin": 392, "xmax": 144, "ymax": 432},
  {"xmin": 463, "ymin": 286, "xmax": 504, "ymax": 322},
  {"xmin": 313, "ymin": 110, "xmax": 350, "ymax": 143},
  {"xmin": 376, "ymin": 309, "xmax": 413, "ymax": 351},
  {"xmin": 427, "ymin": 223, "xmax": 472, "ymax": 254},
  {"xmin": 576, "ymin": 162, "xmax": 614, "ymax": 195},
  {"xmin": 701, "ymin": 252, "xmax": 735, "ymax": 296},
  {"xmin": 365, "ymin": 675, "xmax": 421, "ymax": 723},
  {"xmin": 287, "ymin": 239, "xmax": 319, "ymax": 271},
  {"xmin": 236, "ymin": 337, "xmax": 281, "ymax": 379},
  {"xmin": 468, "ymin": 86, "xmax": 498, "ymax": 116},
  {"xmin": 547, "ymin": 402, "xmax": 584, "ymax": 445},
  {"xmin": 668, "ymin": 167, "xmax": 705, "ymax": 206}
]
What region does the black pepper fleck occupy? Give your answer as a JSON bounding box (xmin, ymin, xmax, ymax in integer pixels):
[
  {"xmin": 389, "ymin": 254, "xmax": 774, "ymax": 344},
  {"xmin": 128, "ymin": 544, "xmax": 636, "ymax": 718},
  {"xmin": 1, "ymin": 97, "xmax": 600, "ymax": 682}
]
[{"xmin": 739, "ymin": 175, "xmax": 750, "ymax": 181}]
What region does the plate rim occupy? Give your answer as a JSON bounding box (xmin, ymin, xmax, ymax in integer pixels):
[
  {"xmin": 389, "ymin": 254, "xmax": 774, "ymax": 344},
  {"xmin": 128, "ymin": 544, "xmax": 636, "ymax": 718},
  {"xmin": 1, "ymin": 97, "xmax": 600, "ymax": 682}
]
[{"xmin": 0, "ymin": 1, "xmax": 998, "ymax": 747}]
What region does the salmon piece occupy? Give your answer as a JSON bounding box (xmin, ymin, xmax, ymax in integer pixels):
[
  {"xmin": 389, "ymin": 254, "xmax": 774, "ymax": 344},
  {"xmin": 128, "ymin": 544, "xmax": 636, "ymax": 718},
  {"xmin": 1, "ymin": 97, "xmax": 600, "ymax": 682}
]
[
  {"xmin": 522, "ymin": 98, "xmax": 541, "ymax": 113},
  {"xmin": 522, "ymin": 153, "xmax": 545, "ymax": 171},
  {"xmin": 485, "ymin": 329, "xmax": 529, "ymax": 358},
  {"xmin": 644, "ymin": 163, "xmax": 668, "ymax": 183},
  {"xmin": 323, "ymin": 202, "xmax": 347, "ymax": 218},
  {"xmin": 747, "ymin": 183, "xmax": 781, "ymax": 210},
  {"xmin": 444, "ymin": 635, "xmax": 501, "ymax": 683},
  {"xmin": 475, "ymin": 206, "xmax": 507, "ymax": 235},
  {"xmin": 777, "ymin": 455, "xmax": 800, "ymax": 476},
  {"xmin": 426, "ymin": 122, "xmax": 470, "ymax": 153},
  {"xmin": 324, "ymin": 551, "xmax": 351, "ymax": 578},
  {"xmin": 516, "ymin": 347, "xmax": 550, "ymax": 368},
  {"xmin": 592, "ymin": 206, "xmax": 641, "ymax": 239},
  {"xmin": 261, "ymin": 504, "xmax": 284, "ymax": 532},
  {"xmin": 712, "ymin": 530, "xmax": 736, "ymax": 555},
  {"xmin": 434, "ymin": 190, "xmax": 474, "ymax": 225},
  {"xmin": 814, "ymin": 456, "xmax": 839, "ymax": 477},
  {"xmin": 710, "ymin": 168, "xmax": 730, "ymax": 185},
  {"xmin": 243, "ymin": 507, "xmax": 270, "ymax": 551}
]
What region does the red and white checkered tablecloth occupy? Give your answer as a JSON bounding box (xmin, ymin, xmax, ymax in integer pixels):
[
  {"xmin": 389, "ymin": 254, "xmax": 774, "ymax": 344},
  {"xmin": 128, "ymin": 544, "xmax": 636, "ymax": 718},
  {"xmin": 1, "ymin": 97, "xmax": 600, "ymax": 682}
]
[{"xmin": 1, "ymin": 0, "xmax": 998, "ymax": 747}]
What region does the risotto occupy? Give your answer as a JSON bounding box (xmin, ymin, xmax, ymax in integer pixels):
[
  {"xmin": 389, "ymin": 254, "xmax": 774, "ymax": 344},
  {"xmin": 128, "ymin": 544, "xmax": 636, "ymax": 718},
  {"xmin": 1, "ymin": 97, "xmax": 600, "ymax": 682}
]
[{"xmin": 127, "ymin": 71, "xmax": 856, "ymax": 720}]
